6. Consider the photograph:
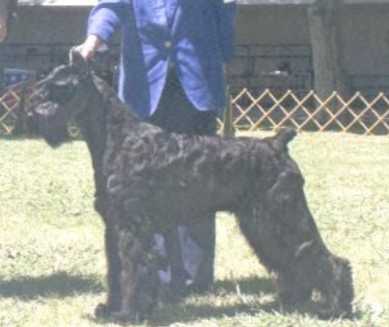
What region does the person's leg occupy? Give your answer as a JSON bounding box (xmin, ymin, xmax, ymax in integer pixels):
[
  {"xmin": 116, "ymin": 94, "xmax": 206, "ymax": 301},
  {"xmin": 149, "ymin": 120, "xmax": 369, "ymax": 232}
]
[
  {"xmin": 147, "ymin": 69, "xmax": 218, "ymax": 294},
  {"xmin": 186, "ymin": 213, "xmax": 216, "ymax": 292},
  {"xmin": 182, "ymin": 110, "xmax": 217, "ymax": 292},
  {"xmin": 163, "ymin": 225, "xmax": 191, "ymax": 296},
  {"xmin": 147, "ymin": 72, "xmax": 192, "ymax": 295}
]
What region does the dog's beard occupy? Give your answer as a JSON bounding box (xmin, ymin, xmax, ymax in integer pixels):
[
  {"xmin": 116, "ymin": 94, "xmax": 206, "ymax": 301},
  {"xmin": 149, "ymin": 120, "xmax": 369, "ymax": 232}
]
[{"xmin": 33, "ymin": 102, "xmax": 69, "ymax": 147}]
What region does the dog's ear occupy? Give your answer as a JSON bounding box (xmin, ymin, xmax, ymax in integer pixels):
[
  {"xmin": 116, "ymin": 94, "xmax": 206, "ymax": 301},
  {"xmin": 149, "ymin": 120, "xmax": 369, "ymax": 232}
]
[
  {"xmin": 68, "ymin": 47, "xmax": 89, "ymax": 75},
  {"xmin": 272, "ymin": 128, "xmax": 297, "ymax": 152}
]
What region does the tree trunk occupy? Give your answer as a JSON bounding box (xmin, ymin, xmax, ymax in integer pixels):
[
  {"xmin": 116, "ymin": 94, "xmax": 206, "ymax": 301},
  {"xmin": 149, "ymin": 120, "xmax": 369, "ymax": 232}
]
[
  {"xmin": 0, "ymin": 0, "xmax": 18, "ymax": 42},
  {"xmin": 0, "ymin": 1, "xmax": 9, "ymax": 42},
  {"xmin": 307, "ymin": 0, "xmax": 350, "ymax": 124}
]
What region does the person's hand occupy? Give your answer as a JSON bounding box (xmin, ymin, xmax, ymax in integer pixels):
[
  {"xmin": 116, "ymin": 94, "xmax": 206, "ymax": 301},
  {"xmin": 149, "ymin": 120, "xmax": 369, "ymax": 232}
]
[
  {"xmin": 73, "ymin": 35, "xmax": 104, "ymax": 61},
  {"xmin": 0, "ymin": 19, "xmax": 7, "ymax": 42}
]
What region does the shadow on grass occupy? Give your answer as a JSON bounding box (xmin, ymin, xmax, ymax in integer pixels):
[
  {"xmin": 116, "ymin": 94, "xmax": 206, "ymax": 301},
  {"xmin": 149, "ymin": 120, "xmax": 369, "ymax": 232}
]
[
  {"xmin": 148, "ymin": 301, "xmax": 279, "ymax": 326},
  {"xmin": 90, "ymin": 276, "xmax": 359, "ymax": 326},
  {"xmin": 89, "ymin": 276, "xmax": 278, "ymax": 326},
  {"xmin": 0, "ymin": 271, "xmax": 103, "ymax": 300},
  {"xmin": 148, "ymin": 276, "xmax": 277, "ymax": 326},
  {"xmin": 213, "ymin": 275, "xmax": 275, "ymax": 295}
]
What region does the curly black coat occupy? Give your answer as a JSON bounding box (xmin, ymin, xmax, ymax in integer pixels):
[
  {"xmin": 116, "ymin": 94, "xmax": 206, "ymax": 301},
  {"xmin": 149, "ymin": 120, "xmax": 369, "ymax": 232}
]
[{"xmin": 28, "ymin": 54, "xmax": 354, "ymax": 322}]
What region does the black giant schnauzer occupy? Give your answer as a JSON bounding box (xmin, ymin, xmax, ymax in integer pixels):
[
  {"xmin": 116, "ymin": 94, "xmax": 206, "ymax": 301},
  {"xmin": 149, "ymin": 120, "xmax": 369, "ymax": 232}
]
[{"xmin": 27, "ymin": 53, "xmax": 354, "ymax": 322}]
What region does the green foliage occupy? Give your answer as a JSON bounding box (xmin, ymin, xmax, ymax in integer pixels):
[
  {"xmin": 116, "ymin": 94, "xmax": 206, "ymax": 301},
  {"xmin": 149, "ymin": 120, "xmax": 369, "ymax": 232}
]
[{"xmin": 1, "ymin": 132, "xmax": 388, "ymax": 326}]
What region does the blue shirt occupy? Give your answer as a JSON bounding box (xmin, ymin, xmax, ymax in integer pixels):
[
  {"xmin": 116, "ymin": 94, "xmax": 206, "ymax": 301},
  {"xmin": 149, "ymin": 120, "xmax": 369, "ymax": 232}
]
[{"xmin": 87, "ymin": 0, "xmax": 236, "ymax": 119}]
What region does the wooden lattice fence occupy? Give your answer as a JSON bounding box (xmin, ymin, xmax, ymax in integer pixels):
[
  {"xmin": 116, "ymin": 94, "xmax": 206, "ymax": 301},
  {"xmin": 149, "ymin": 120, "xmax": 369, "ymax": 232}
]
[
  {"xmin": 228, "ymin": 89, "xmax": 389, "ymax": 135},
  {"xmin": 1, "ymin": 85, "xmax": 389, "ymax": 136},
  {"xmin": 0, "ymin": 81, "xmax": 34, "ymax": 135}
]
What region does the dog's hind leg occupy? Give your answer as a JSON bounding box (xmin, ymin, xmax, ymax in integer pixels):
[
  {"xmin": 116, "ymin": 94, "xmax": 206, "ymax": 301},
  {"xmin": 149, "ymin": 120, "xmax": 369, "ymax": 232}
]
[
  {"xmin": 235, "ymin": 206, "xmax": 314, "ymax": 307},
  {"xmin": 313, "ymin": 255, "xmax": 354, "ymax": 319}
]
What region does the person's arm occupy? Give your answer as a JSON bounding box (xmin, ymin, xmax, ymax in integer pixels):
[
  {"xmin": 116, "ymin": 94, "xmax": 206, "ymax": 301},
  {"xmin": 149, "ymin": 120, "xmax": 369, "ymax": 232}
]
[
  {"xmin": 77, "ymin": 0, "xmax": 128, "ymax": 60},
  {"xmin": 212, "ymin": 0, "xmax": 237, "ymax": 63}
]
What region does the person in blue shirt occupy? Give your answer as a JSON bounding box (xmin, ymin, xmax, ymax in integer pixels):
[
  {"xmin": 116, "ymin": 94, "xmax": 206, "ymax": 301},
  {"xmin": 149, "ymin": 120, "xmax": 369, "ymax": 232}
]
[{"xmin": 76, "ymin": 0, "xmax": 237, "ymax": 296}]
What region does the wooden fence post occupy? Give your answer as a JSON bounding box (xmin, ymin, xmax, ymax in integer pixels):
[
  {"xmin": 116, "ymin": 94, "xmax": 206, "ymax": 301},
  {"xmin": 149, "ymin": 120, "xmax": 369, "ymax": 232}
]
[{"xmin": 222, "ymin": 85, "xmax": 235, "ymax": 137}]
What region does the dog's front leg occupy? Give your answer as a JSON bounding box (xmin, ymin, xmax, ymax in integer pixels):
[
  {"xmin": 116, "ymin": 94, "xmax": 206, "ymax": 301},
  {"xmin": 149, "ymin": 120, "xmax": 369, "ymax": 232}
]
[
  {"xmin": 95, "ymin": 225, "xmax": 122, "ymax": 318},
  {"xmin": 163, "ymin": 225, "xmax": 188, "ymax": 296},
  {"xmin": 111, "ymin": 226, "xmax": 144, "ymax": 322}
]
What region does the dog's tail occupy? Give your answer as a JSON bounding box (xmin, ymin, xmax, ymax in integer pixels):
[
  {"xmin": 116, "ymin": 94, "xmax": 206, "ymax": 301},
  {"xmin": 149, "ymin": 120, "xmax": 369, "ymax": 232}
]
[{"xmin": 272, "ymin": 128, "xmax": 297, "ymax": 152}]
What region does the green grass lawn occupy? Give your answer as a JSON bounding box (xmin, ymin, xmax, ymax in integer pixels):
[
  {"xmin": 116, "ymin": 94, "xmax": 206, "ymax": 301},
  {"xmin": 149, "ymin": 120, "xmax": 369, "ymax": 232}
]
[{"xmin": 1, "ymin": 132, "xmax": 388, "ymax": 327}]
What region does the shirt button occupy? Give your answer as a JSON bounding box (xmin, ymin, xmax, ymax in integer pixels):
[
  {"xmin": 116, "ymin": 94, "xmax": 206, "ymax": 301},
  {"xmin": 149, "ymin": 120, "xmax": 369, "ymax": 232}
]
[{"xmin": 164, "ymin": 41, "xmax": 172, "ymax": 49}]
